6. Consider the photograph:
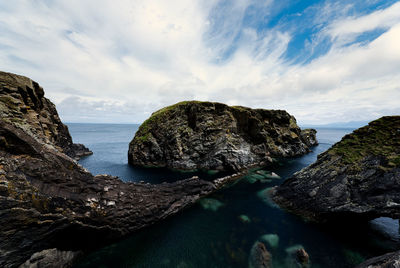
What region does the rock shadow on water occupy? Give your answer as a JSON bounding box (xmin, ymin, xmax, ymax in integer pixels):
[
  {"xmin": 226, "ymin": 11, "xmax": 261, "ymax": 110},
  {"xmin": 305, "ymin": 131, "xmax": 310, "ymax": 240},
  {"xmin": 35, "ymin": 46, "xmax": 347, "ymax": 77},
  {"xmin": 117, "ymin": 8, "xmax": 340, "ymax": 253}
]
[
  {"xmin": 342, "ymin": 248, "xmax": 365, "ymax": 266},
  {"xmin": 198, "ymin": 198, "xmax": 225, "ymax": 212}
]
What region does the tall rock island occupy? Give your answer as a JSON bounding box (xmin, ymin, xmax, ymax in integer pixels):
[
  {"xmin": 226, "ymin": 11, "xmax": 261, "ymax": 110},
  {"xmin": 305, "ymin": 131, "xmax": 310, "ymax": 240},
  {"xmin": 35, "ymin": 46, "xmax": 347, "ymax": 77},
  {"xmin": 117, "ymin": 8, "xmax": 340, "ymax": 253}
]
[{"xmin": 128, "ymin": 101, "xmax": 317, "ymax": 171}]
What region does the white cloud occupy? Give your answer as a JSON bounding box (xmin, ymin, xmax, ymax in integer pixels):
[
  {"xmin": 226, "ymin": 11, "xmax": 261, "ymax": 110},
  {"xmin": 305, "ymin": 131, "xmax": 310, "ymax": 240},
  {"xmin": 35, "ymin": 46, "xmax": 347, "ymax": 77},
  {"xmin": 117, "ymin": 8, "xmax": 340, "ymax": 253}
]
[
  {"xmin": 0, "ymin": 0, "xmax": 399, "ymax": 125},
  {"xmin": 327, "ymin": 1, "xmax": 400, "ymax": 45}
]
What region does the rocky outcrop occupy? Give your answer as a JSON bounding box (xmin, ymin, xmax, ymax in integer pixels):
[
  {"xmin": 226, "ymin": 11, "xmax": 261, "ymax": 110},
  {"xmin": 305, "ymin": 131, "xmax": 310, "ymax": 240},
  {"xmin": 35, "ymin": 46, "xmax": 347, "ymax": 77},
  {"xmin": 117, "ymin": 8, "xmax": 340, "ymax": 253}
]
[
  {"xmin": 271, "ymin": 116, "xmax": 400, "ymax": 222},
  {"xmin": 0, "ymin": 71, "xmax": 92, "ymax": 160},
  {"xmin": 20, "ymin": 248, "xmax": 82, "ymax": 268},
  {"xmin": 128, "ymin": 101, "xmax": 317, "ymax": 171},
  {"xmin": 356, "ymin": 250, "xmax": 400, "ymax": 268},
  {"xmin": 248, "ymin": 242, "xmax": 272, "ymax": 268},
  {"xmin": 0, "ymin": 72, "xmax": 228, "ymax": 267}
]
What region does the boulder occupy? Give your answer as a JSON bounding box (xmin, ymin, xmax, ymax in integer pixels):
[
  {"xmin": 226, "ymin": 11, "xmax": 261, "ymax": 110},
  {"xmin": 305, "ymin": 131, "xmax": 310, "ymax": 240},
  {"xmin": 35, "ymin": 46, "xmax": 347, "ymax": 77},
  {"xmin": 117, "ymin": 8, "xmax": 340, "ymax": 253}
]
[
  {"xmin": 248, "ymin": 242, "xmax": 272, "ymax": 268},
  {"xmin": 271, "ymin": 116, "xmax": 400, "ymax": 222},
  {"xmin": 128, "ymin": 101, "xmax": 317, "ymax": 171}
]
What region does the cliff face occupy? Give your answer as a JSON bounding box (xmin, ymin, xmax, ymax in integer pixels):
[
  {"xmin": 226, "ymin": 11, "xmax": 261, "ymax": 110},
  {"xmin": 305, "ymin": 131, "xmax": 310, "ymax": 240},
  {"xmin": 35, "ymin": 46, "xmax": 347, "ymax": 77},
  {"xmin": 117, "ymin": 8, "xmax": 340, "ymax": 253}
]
[
  {"xmin": 271, "ymin": 116, "xmax": 400, "ymax": 222},
  {"xmin": 0, "ymin": 72, "xmax": 219, "ymax": 267},
  {"xmin": 128, "ymin": 101, "xmax": 317, "ymax": 171},
  {"xmin": 0, "ymin": 71, "xmax": 91, "ymax": 159}
]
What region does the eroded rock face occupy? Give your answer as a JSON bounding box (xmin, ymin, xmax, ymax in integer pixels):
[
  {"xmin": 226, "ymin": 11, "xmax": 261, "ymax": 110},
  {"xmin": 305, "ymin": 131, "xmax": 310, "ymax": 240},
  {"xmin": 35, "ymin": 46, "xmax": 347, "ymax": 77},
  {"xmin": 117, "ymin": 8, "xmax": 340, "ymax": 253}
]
[
  {"xmin": 355, "ymin": 250, "xmax": 400, "ymax": 268},
  {"xmin": 0, "ymin": 119, "xmax": 215, "ymax": 267},
  {"xmin": 271, "ymin": 116, "xmax": 400, "ymax": 222},
  {"xmin": 0, "ymin": 71, "xmax": 91, "ymax": 159},
  {"xmin": 19, "ymin": 248, "xmax": 81, "ymax": 268},
  {"xmin": 0, "ymin": 72, "xmax": 221, "ymax": 267},
  {"xmin": 128, "ymin": 101, "xmax": 317, "ymax": 171}
]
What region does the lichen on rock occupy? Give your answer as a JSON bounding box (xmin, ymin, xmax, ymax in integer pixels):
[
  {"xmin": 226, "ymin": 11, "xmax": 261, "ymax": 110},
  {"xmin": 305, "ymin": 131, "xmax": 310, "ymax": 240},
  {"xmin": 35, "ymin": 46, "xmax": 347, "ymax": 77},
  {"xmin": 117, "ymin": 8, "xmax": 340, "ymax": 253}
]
[{"xmin": 128, "ymin": 101, "xmax": 317, "ymax": 171}]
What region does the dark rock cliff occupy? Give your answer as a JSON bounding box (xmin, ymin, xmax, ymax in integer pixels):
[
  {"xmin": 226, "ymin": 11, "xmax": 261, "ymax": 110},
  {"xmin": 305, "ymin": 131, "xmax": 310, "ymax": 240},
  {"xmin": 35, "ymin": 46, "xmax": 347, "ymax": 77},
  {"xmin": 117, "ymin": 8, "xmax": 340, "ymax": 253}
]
[
  {"xmin": 0, "ymin": 72, "xmax": 221, "ymax": 267},
  {"xmin": 0, "ymin": 71, "xmax": 92, "ymax": 160},
  {"xmin": 271, "ymin": 116, "xmax": 400, "ymax": 222},
  {"xmin": 128, "ymin": 101, "xmax": 317, "ymax": 171}
]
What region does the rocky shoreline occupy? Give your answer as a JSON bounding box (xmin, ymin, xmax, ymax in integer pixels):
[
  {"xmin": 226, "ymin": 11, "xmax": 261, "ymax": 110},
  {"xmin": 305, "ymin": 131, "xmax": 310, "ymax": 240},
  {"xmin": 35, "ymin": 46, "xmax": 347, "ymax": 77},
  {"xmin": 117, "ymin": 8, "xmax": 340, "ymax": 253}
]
[
  {"xmin": 0, "ymin": 72, "xmax": 246, "ymax": 267},
  {"xmin": 271, "ymin": 116, "xmax": 400, "ymax": 222},
  {"xmin": 2, "ymin": 70, "xmax": 399, "ymax": 267},
  {"xmin": 270, "ymin": 116, "xmax": 400, "ymax": 267}
]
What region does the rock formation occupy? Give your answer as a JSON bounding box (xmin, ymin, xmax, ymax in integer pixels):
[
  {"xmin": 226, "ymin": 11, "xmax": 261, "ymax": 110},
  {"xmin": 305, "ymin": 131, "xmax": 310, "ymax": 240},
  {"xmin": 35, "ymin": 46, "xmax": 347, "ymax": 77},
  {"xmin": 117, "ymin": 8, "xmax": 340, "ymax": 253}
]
[
  {"xmin": 0, "ymin": 72, "xmax": 223, "ymax": 267},
  {"xmin": 356, "ymin": 250, "xmax": 400, "ymax": 268},
  {"xmin": 248, "ymin": 241, "xmax": 272, "ymax": 268},
  {"xmin": 0, "ymin": 71, "xmax": 92, "ymax": 160},
  {"xmin": 128, "ymin": 101, "xmax": 317, "ymax": 171},
  {"xmin": 271, "ymin": 116, "xmax": 400, "ymax": 222}
]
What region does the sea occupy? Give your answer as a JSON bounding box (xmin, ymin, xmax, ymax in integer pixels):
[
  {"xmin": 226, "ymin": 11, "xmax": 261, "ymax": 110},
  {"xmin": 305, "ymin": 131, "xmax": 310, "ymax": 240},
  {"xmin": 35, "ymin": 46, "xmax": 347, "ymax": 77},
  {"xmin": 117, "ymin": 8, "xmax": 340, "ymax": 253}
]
[{"xmin": 67, "ymin": 123, "xmax": 399, "ymax": 268}]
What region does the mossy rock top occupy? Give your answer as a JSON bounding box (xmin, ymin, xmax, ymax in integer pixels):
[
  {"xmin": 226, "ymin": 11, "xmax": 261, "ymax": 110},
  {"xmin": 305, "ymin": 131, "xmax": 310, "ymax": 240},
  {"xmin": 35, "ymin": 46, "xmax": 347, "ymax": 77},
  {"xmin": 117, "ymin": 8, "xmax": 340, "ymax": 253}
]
[
  {"xmin": 272, "ymin": 116, "xmax": 400, "ymax": 222},
  {"xmin": 328, "ymin": 116, "xmax": 400, "ymax": 168},
  {"xmin": 129, "ymin": 100, "xmax": 317, "ymax": 171}
]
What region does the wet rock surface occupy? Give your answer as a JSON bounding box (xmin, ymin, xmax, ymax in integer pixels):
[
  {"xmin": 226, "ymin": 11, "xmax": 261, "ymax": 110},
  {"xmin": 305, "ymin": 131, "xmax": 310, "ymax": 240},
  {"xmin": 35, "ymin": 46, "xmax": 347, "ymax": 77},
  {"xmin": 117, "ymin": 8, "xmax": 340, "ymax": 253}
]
[
  {"xmin": 355, "ymin": 250, "xmax": 400, "ymax": 268},
  {"xmin": 129, "ymin": 101, "xmax": 317, "ymax": 171},
  {"xmin": 0, "ymin": 72, "xmax": 228, "ymax": 267},
  {"xmin": 19, "ymin": 248, "xmax": 82, "ymax": 268},
  {"xmin": 248, "ymin": 242, "xmax": 272, "ymax": 268},
  {"xmin": 271, "ymin": 116, "xmax": 400, "ymax": 222}
]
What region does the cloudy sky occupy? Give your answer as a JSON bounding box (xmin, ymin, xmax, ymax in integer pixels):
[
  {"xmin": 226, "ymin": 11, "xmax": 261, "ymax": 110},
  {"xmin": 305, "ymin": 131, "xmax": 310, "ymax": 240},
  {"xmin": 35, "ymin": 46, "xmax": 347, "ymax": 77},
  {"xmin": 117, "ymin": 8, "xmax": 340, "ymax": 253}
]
[{"xmin": 1, "ymin": 0, "xmax": 399, "ymax": 124}]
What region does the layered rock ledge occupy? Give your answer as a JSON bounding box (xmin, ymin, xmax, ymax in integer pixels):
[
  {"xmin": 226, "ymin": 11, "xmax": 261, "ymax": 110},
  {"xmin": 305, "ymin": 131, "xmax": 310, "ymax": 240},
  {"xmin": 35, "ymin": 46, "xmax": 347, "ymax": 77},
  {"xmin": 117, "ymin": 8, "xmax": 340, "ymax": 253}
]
[
  {"xmin": 271, "ymin": 116, "xmax": 400, "ymax": 222},
  {"xmin": 129, "ymin": 101, "xmax": 317, "ymax": 171},
  {"xmin": 0, "ymin": 71, "xmax": 92, "ymax": 160},
  {"xmin": 0, "ymin": 72, "xmax": 232, "ymax": 267},
  {"xmin": 356, "ymin": 250, "xmax": 400, "ymax": 268}
]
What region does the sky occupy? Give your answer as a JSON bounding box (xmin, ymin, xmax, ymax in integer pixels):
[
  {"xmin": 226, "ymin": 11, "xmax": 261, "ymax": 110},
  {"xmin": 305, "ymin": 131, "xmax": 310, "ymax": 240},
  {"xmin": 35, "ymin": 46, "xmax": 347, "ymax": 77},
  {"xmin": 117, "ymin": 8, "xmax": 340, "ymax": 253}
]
[{"xmin": 1, "ymin": 0, "xmax": 399, "ymax": 125}]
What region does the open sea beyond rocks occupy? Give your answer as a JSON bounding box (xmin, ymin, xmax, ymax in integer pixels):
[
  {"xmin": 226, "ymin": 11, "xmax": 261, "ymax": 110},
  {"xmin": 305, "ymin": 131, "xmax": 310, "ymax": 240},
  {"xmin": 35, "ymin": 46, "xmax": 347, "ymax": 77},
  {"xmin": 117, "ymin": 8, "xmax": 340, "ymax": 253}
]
[{"xmin": 67, "ymin": 123, "xmax": 399, "ymax": 268}]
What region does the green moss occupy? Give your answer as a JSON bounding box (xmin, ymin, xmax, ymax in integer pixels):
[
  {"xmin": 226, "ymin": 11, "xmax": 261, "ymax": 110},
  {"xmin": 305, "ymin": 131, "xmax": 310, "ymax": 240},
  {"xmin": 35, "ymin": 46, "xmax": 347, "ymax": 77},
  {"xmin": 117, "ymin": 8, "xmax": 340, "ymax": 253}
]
[
  {"xmin": 134, "ymin": 101, "xmax": 206, "ymax": 142},
  {"xmin": 329, "ymin": 116, "xmax": 400, "ymax": 168},
  {"xmin": 0, "ymin": 95, "xmax": 19, "ymax": 110}
]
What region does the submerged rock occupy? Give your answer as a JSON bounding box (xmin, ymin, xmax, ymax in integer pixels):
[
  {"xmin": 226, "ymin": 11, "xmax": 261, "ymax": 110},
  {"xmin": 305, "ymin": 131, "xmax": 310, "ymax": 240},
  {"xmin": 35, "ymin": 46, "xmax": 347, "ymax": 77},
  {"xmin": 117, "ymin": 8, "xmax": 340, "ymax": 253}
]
[
  {"xmin": 259, "ymin": 234, "xmax": 279, "ymax": 249},
  {"xmin": 0, "ymin": 71, "xmax": 92, "ymax": 160},
  {"xmin": 295, "ymin": 248, "xmax": 310, "ymax": 267},
  {"xmin": 0, "ymin": 72, "xmax": 223, "ymax": 267},
  {"xmin": 128, "ymin": 101, "xmax": 317, "ymax": 171},
  {"xmin": 249, "ymin": 242, "xmax": 272, "ymax": 268},
  {"xmin": 285, "ymin": 245, "xmax": 310, "ymax": 268},
  {"xmin": 271, "ymin": 116, "xmax": 400, "ymax": 222},
  {"xmin": 239, "ymin": 214, "xmax": 251, "ymax": 223},
  {"xmin": 257, "ymin": 188, "xmax": 279, "ymax": 208},
  {"xmin": 198, "ymin": 198, "xmax": 224, "ymax": 212}
]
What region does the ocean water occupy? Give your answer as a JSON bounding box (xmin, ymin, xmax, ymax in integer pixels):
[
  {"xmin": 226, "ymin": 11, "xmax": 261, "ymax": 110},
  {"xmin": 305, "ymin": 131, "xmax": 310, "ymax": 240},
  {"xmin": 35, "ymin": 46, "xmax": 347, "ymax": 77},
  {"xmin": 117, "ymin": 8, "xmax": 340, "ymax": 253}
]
[{"xmin": 67, "ymin": 124, "xmax": 399, "ymax": 268}]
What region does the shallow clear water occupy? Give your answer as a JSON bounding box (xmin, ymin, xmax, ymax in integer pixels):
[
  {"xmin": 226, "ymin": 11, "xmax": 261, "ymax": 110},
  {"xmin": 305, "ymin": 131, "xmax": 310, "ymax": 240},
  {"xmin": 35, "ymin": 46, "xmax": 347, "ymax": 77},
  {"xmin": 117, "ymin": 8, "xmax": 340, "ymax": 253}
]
[{"xmin": 67, "ymin": 124, "xmax": 400, "ymax": 268}]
